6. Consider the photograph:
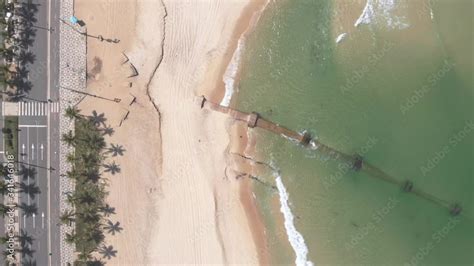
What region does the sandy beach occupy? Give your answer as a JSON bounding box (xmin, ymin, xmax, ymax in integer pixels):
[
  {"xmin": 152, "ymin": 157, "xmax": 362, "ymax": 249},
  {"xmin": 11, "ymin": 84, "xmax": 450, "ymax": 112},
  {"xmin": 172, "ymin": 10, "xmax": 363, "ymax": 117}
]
[{"xmin": 74, "ymin": 0, "xmax": 268, "ymax": 264}]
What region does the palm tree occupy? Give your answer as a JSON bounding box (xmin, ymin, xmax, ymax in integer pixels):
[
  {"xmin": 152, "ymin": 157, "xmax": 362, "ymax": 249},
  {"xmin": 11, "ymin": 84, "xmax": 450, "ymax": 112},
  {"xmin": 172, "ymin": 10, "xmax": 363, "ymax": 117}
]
[
  {"xmin": 0, "ymin": 180, "xmax": 8, "ymax": 195},
  {"xmin": 0, "ymin": 203, "xmax": 10, "ymax": 216},
  {"xmin": 0, "ymin": 236, "xmax": 8, "ymax": 244},
  {"xmin": 81, "ymin": 153, "xmax": 101, "ymax": 167},
  {"xmin": 77, "ymin": 250, "xmax": 93, "ymax": 263},
  {"xmin": 107, "ymin": 144, "xmax": 125, "ymax": 157},
  {"xmin": 60, "ymin": 209, "xmax": 75, "ymax": 226},
  {"xmin": 84, "ymin": 170, "xmax": 100, "ymax": 183},
  {"xmin": 88, "ymin": 259, "xmax": 105, "ymax": 266},
  {"xmin": 103, "ymin": 220, "xmax": 123, "ymax": 235},
  {"xmin": 103, "ymin": 162, "xmax": 120, "ymax": 175},
  {"xmin": 98, "ymin": 245, "xmax": 117, "ymax": 259},
  {"xmin": 66, "ymin": 193, "xmax": 78, "ymax": 207},
  {"xmin": 61, "ymin": 130, "xmax": 76, "ymax": 147},
  {"xmin": 66, "ymin": 153, "xmax": 78, "ymax": 164},
  {"xmin": 2, "ymin": 250, "xmax": 13, "ymax": 261},
  {"xmin": 0, "ymin": 46, "xmax": 14, "ymax": 59},
  {"xmin": 65, "ymin": 230, "xmax": 77, "ymax": 244},
  {"xmin": 0, "ymin": 164, "xmax": 7, "ymax": 176},
  {"xmin": 0, "ymin": 64, "xmax": 14, "ymax": 75},
  {"xmin": 85, "ymin": 131, "xmax": 106, "ymax": 151},
  {"xmin": 66, "ymin": 167, "xmax": 82, "ymax": 180},
  {"xmin": 64, "ymin": 106, "xmax": 82, "ymax": 120}
]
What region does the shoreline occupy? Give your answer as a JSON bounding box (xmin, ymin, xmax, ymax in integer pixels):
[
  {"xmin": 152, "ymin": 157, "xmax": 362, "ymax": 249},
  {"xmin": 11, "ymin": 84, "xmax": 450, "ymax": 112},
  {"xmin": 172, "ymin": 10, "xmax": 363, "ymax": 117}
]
[
  {"xmin": 210, "ymin": 0, "xmax": 272, "ymax": 264},
  {"xmin": 206, "ymin": 0, "xmax": 269, "ymax": 104},
  {"xmin": 215, "ymin": 1, "xmax": 315, "ymax": 265}
]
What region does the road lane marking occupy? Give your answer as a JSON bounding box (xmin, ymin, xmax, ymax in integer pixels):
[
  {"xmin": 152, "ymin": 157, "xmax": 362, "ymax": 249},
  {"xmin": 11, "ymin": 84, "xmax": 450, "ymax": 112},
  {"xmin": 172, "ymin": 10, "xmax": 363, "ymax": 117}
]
[
  {"xmin": 41, "ymin": 144, "xmax": 44, "ymax": 160},
  {"xmin": 27, "ymin": 126, "xmax": 30, "ymax": 205},
  {"xmin": 23, "ymin": 214, "xmax": 26, "ymax": 226},
  {"xmin": 31, "ymin": 144, "xmax": 35, "ymax": 160},
  {"xmin": 19, "ymin": 125, "xmax": 47, "ymax": 128},
  {"xmin": 47, "ymin": 0, "xmax": 53, "ymax": 263},
  {"xmin": 42, "ymin": 212, "xmax": 45, "ymax": 229},
  {"xmin": 33, "ymin": 213, "xmax": 36, "ymax": 228},
  {"xmin": 17, "ymin": 102, "xmax": 63, "ymax": 116}
]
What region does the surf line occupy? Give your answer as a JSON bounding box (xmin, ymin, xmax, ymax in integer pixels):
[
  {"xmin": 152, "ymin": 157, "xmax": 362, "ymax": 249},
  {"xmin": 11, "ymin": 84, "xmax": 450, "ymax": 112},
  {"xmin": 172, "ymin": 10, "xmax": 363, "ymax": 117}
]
[{"xmin": 275, "ymin": 172, "xmax": 314, "ymax": 266}]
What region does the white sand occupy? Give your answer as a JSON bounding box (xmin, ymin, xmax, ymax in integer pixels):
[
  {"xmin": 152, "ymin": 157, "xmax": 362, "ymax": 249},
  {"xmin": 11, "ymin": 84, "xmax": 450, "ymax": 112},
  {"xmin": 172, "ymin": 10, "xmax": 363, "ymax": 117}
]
[{"xmin": 75, "ymin": 0, "xmax": 267, "ymax": 264}]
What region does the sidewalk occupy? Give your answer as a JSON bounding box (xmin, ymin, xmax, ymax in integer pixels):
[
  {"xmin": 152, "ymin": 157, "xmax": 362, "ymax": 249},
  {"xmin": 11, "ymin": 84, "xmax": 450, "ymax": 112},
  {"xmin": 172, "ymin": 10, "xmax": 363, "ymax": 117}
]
[{"xmin": 58, "ymin": 0, "xmax": 87, "ymax": 264}]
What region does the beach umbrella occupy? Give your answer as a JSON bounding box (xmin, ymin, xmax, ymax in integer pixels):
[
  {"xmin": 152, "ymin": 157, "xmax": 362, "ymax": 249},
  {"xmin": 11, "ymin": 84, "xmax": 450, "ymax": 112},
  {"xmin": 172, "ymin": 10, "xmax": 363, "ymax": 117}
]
[{"xmin": 69, "ymin": 16, "xmax": 78, "ymax": 24}]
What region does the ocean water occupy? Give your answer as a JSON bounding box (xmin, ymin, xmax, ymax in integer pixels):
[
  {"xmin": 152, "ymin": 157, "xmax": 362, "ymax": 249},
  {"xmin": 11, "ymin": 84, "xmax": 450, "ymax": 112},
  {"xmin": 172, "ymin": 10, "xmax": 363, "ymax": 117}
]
[{"xmin": 234, "ymin": 0, "xmax": 473, "ymax": 265}]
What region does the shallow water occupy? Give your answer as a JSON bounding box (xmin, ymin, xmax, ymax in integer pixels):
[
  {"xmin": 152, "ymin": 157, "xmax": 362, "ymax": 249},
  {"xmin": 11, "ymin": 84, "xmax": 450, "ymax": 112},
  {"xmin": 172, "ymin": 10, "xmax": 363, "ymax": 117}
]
[{"xmin": 235, "ymin": 0, "xmax": 473, "ymax": 265}]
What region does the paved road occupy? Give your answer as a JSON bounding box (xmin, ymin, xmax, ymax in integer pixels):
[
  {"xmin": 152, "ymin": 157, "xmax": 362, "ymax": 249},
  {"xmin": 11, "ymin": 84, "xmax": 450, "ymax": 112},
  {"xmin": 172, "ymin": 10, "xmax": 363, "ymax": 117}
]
[{"xmin": 16, "ymin": 0, "xmax": 61, "ymax": 265}]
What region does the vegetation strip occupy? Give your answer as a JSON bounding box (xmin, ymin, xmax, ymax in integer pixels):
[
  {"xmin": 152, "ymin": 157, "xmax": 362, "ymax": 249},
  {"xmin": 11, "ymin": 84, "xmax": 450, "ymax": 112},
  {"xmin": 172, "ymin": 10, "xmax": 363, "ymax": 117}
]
[{"xmin": 61, "ymin": 106, "xmax": 122, "ymax": 265}]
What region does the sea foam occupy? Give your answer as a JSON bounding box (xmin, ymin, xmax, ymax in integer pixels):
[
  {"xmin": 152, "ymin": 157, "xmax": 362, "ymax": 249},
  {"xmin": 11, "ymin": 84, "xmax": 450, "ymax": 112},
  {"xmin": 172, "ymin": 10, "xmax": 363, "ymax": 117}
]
[
  {"xmin": 335, "ymin": 33, "xmax": 348, "ymax": 44},
  {"xmin": 220, "ymin": 38, "xmax": 245, "ymax": 107},
  {"xmin": 354, "ymin": 0, "xmax": 409, "ymax": 30},
  {"xmin": 275, "ymin": 173, "xmax": 314, "ymax": 266}
]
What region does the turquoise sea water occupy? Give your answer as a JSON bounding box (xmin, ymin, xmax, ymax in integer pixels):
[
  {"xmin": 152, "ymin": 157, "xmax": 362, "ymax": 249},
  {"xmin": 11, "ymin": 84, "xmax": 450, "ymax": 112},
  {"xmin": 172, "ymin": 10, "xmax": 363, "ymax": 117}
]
[{"xmin": 235, "ymin": 0, "xmax": 473, "ymax": 265}]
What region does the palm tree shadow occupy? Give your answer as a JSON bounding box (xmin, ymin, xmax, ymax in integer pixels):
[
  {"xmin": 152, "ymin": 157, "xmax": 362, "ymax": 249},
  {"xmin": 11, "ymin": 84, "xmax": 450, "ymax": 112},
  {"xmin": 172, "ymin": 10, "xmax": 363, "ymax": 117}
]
[
  {"xmin": 98, "ymin": 245, "xmax": 117, "ymax": 260},
  {"xmin": 18, "ymin": 27, "xmax": 37, "ymax": 48},
  {"xmin": 18, "ymin": 165, "xmax": 37, "ymax": 181},
  {"xmin": 19, "ymin": 182, "xmax": 41, "ymax": 199},
  {"xmin": 20, "ymin": 245, "xmax": 36, "ymax": 258},
  {"xmin": 89, "ymin": 110, "xmax": 107, "ymax": 127},
  {"xmin": 12, "ymin": 76, "xmax": 33, "ymax": 95},
  {"xmin": 104, "ymin": 220, "xmax": 123, "ymax": 235},
  {"xmin": 14, "ymin": 66, "xmax": 30, "ymax": 79},
  {"xmin": 17, "ymin": 50, "xmax": 36, "ymax": 65},
  {"xmin": 22, "ymin": 259, "xmax": 37, "ymax": 266},
  {"xmin": 101, "ymin": 125, "xmax": 115, "ymax": 136},
  {"xmin": 101, "ymin": 204, "xmax": 116, "ymax": 217},
  {"xmin": 107, "ymin": 144, "xmax": 125, "ymax": 157},
  {"xmin": 17, "ymin": 3, "xmax": 39, "ymax": 23},
  {"xmin": 18, "ymin": 229, "xmax": 35, "ymax": 249},
  {"xmin": 19, "ymin": 203, "xmax": 38, "ymax": 217},
  {"xmin": 103, "ymin": 162, "xmax": 120, "ymax": 175}
]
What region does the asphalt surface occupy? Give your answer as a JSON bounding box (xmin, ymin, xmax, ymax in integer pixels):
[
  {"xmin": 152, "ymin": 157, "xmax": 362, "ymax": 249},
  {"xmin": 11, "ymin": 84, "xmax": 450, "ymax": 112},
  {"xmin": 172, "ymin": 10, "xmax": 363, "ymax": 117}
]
[{"xmin": 15, "ymin": 0, "xmax": 61, "ymax": 265}]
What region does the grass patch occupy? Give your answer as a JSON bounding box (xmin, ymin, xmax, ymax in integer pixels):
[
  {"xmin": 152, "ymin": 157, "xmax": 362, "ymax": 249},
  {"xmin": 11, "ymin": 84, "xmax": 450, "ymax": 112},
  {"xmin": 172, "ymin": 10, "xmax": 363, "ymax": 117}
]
[{"xmin": 3, "ymin": 116, "xmax": 18, "ymax": 157}]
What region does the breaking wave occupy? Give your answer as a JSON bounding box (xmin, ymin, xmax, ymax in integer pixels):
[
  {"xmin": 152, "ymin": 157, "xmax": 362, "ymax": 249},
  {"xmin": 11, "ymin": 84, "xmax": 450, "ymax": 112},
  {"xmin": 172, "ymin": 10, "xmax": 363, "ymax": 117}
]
[
  {"xmin": 354, "ymin": 0, "xmax": 410, "ymax": 30},
  {"xmin": 275, "ymin": 173, "xmax": 314, "ymax": 266}
]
